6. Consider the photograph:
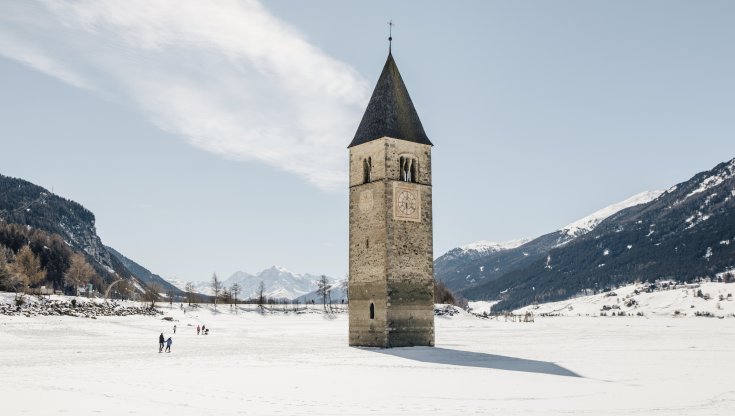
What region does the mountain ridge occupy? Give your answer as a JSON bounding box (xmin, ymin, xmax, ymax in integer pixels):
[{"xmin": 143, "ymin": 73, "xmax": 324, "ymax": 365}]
[
  {"xmin": 434, "ymin": 189, "xmax": 662, "ymax": 293},
  {"xmin": 463, "ymin": 158, "xmax": 735, "ymax": 311}
]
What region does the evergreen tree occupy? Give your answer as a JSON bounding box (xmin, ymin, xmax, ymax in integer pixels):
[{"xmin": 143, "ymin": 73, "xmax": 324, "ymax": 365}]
[{"xmin": 0, "ymin": 244, "xmax": 12, "ymax": 291}]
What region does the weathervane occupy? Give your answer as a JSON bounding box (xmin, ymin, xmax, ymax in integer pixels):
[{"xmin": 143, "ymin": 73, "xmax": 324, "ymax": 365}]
[{"xmin": 388, "ymin": 20, "xmax": 394, "ymax": 52}]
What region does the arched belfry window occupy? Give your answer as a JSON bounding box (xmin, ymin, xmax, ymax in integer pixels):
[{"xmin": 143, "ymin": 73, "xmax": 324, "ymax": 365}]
[
  {"xmin": 363, "ymin": 157, "xmax": 372, "ymax": 184},
  {"xmin": 399, "ymin": 156, "xmax": 417, "ymax": 183},
  {"xmin": 369, "ymin": 303, "xmax": 375, "ymax": 319}
]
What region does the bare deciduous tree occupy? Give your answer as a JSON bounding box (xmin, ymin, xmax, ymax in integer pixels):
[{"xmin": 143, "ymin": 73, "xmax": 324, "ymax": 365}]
[
  {"xmin": 257, "ymin": 280, "xmax": 265, "ymax": 308},
  {"xmin": 211, "ymin": 273, "xmax": 221, "ymax": 310},
  {"xmin": 115, "ymin": 279, "xmax": 133, "ymax": 300},
  {"xmin": 166, "ymin": 287, "xmax": 176, "ymax": 306},
  {"xmin": 143, "ymin": 284, "xmax": 162, "ymax": 309},
  {"xmin": 316, "ymin": 275, "xmax": 331, "ymax": 313},
  {"xmin": 184, "ymin": 282, "xmax": 196, "ymax": 306},
  {"xmin": 231, "ymin": 283, "xmax": 241, "ymax": 311}
]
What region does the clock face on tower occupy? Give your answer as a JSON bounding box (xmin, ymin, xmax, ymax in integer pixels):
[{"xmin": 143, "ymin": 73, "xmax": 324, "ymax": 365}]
[
  {"xmin": 397, "ymin": 191, "xmax": 417, "ymax": 215},
  {"xmin": 393, "ymin": 184, "xmax": 421, "ymax": 222}
]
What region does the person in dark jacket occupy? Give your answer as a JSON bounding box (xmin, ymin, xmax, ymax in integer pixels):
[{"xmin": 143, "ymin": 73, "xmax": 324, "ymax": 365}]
[
  {"xmin": 159, "ymin": 333, "xmax": 165, "ymax": 352},
  {"xmin": 165, "ymin": 337, "xmax": 172, "ymax": 353}
]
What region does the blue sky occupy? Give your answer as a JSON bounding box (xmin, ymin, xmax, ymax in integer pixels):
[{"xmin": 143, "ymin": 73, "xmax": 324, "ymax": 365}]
[{"xmin": 1, "ymin": 1, "xmax": 733, "ymax": 281}]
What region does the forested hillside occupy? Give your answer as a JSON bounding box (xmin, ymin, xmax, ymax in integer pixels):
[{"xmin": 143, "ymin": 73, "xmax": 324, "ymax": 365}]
[{"xmin": 1, "ymin": 173, "xmax": 159, "ymax": 297}]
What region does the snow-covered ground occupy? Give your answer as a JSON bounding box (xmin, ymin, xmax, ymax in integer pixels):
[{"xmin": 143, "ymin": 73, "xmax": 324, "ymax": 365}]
[
  {"xmin": 515, "ymin": 282, "xmax": 735, "ymax": 317},
  {"xmin": 467, "ymin": 300, "xmax": 499, "ymax": 315},
  {"xmin": 2, "ymin": 296, "xmax": 734, "ymax": 415}
]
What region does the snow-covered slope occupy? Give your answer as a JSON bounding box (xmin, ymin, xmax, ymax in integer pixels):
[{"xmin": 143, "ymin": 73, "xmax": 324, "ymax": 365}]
[
  {"xmin": 682, "ymin": 158, "xmax": 735, "ymax": 200},
  {"xmin": 515, "ymin": 281, "xmax": 735, "ymax": 318},
  {"xmin": 436, "ymin": 191, "xmax": 662, "ymax": 292},
  {"xmin": 458, "ymin": 238, "xmax": 531, "ymax": 257},
  {"xmin": 559, "ymin": 190, "xmax": 663, "ymax": 239}
]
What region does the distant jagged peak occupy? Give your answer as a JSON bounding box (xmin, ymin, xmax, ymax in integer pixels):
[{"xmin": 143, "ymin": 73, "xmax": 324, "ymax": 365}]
[
  {"xmin": 459, "ymin": 238, "xmax": 531, "ymax": 253},
  {"xmin": 262, "ymin": 265, "xmax": 292, "ymax": 275},
  {"xmin": 228, "ymin": 270, "xmax": 255, "ymax": 278},
  {"xmin": 561, "ymin": 190, "xmax": 664, "ymax": 238}
]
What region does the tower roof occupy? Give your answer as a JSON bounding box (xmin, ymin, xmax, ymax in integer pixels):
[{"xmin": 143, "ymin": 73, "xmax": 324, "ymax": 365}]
[{"xmin": 349, "ymin": 52, "xmax": 432, "ymax": 148}]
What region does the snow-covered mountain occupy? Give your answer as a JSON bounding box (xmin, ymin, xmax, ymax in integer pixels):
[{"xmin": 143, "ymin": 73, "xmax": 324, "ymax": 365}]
[
  {"xmin": 435, "ymin": 190, "xmax": 662, "ymax": 292},
  {"xmin": 559, "ymin": 190, "xmax": 663, "ymax": 239},
  {"xmin": 446, "ymin": 238, "xmax": 530, "ymax": 261},
  {"xmin": 465, "ymin": 157, "xmax": 735, "ymax": 312},
  {"xmin": 167, "ymin": 266, "xmax": 337, "ymax": 300},
  {"xmin": 225, "ymin": 266, "xmax": 335, "ymax": 300},
  {"xmin": 166, "ymin": 278, "xmax": 211, "ymax": 296},
  {"xmin": 295, "ymin": 279, "xmax": 348, "ymax": 304}
]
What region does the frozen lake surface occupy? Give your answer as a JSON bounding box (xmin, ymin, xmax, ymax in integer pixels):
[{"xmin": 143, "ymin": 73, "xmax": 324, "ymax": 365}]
[{"xmin": 1, "ymin": 302, "xmax": 734, "ymax": 415}]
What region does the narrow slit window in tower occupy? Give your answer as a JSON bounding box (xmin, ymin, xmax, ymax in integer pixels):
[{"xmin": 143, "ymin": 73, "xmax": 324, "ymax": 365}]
[
  {"xmin": 369, "ymin": 303, "xmax": 375, "ymax": 319},
  {"xmin": 363, "ymin": 157, "xmax": 372, "ymax": 183}
]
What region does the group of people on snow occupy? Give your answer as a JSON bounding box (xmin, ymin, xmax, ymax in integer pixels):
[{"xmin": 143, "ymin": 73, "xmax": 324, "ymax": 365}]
[
  {"xmin": 158, "ymin": 333, "xmax": 172, "ymax": 353},
  {"xmin": 158, "ymin": 323, "xmax": 210, "ymax": 353}
]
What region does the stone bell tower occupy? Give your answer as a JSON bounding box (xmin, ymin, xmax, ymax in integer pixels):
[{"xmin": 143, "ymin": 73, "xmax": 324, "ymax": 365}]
[{"xmin": 348, "ymin": 50, "xmax": 434, "ymax": 347}]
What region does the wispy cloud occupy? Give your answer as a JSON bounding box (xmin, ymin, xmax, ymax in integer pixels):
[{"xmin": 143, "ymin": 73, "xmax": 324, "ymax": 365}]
[{"xmin": 0, "ymin": 0, "xmax": 369, "ymax": 190}]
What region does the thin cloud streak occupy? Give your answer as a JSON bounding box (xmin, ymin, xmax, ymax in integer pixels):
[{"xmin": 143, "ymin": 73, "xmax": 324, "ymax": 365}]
[{"xmin": 0, "ymin": 0, "xmax": 370, "ymax": 190}]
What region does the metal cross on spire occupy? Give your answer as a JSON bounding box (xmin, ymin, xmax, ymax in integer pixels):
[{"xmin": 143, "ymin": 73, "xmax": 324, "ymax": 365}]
[{"xmin": 388, "ymin": 20, "xmax": 394, "ymax": 53}]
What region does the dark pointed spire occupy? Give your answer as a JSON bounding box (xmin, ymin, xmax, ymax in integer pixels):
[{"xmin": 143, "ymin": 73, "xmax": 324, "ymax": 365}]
[
  {"xmin": 348, "ymin": 52, "xmax": 432, "ymax": 148},
  {"xmin": 388, "ymin": 20, "xmax": 393, "ymax": 53}
]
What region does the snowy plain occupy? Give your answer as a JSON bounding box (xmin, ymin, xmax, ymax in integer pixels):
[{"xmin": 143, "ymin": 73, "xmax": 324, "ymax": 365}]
[
  {"xmin": 515, "ymin": 282, "xmax": 735, "ymax": 317},
  {"xmin": 1, "ymin": 297, "xmax": 735, "ymax": 415}
]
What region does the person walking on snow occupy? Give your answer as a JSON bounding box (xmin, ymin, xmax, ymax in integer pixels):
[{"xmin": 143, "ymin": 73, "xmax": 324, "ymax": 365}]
[
  {"xmin": 173, "ymin": 325, "xmax": 177, "ymax": 334},
  {"xmin": 165, "ymin": 337, "xmax": 172, "ymax": 353},
  {"xmin": 197, "ymin": 325, "xmax": 200, "ymax": 335},
  {"xmin": 158, "ymin": 333, "xmax": 165, "ymax": 353}
]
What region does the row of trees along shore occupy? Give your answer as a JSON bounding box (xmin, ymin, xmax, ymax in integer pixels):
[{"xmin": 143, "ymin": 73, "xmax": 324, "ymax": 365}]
[
  {"xmin": 167, "ymin": 273, "xmax": 347, "ymax": 312},
  {"xmin": 0, "ymin": 243, "xmax": 131, "ymax": 299},
  {"xmin": 173, "ymin": 273, "xmax": 467, "ymax": 312}
]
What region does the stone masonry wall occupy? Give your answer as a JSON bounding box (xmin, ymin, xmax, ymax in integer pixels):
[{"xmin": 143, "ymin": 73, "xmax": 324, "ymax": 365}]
[{"xmin": 349, "ymin": 137, "xmax": 434, "ymax": 347}]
